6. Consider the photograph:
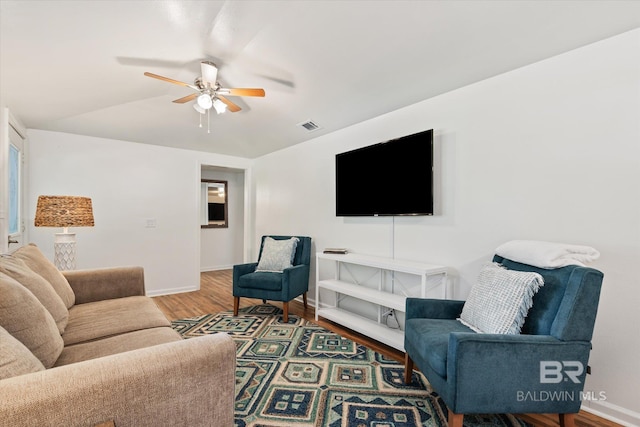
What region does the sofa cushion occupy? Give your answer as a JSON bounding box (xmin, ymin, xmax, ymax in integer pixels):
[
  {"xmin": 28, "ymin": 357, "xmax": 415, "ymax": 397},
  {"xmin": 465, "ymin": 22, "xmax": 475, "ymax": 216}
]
[
  {"xmin": 458, "ymin": 262, "xmax": 544, "ymax": 334},
  {"xmin": 12, "ymin": 244, "xmax": 75, "ymax": 309},
  {"xmin": 0, "ymin": 326, "xmax": 46, "ymax": 379},
  {"xmin": 0, "ymin": 272, "xmax": 64, "ymax": 368},
  {"xmin": 405, "ymin": 318, "xmax": 474, "ymax": 377},
  {"xmin": 0, "ymin": 255, "xmax": 69, "ymax": 333},
  {"xmin": 55, "ymin": 327, "xmax": 182, "ymax": 366},
  {"xmin": 63, "ymin": 296, "xmax": 171, "ymax": 346}
]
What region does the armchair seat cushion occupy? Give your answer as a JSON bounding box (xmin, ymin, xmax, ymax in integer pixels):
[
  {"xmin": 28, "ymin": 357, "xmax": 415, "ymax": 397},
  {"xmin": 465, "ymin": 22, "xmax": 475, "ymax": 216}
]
[
  {"xmin": 236, "ymin": 271, "xmax": 283, "ymax": 292},
  {"xmin": 405, "ymin": 318, "xmax": 474, "ymax": 377}
]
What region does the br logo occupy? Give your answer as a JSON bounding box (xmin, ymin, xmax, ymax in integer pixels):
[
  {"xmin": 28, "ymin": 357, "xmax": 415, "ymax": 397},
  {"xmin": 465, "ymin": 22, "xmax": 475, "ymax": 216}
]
[{"xmin": 540, "ymin": 361, "xmax": 584, "ymax": 384}]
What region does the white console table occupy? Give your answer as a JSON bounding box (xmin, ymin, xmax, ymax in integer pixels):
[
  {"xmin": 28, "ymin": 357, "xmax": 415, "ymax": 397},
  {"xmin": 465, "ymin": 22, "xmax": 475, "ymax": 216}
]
[{"xmin": 315, "ymin": 252, "xmax": 447, "ymax": 351}]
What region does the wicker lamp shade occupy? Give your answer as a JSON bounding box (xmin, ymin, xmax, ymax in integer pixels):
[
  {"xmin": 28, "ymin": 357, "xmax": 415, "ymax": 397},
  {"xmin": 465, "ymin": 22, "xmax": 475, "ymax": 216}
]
[{"xmin": 34, "ymin": 196, "xmax": 95, "ymax": 228}]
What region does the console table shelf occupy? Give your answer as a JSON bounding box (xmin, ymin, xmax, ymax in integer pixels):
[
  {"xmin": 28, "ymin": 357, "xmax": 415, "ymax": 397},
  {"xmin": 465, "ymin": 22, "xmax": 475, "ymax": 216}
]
[
  {"xmin": 315, "ymin": 252, "xmax": 448, "ymax": 351},
  {"xmin": 317, "ymin": 279, "xmax": 406, "ymax": 312},
  {"xmin": 317, "ymin": 307, "xmax": 405, "ymax": 350}
]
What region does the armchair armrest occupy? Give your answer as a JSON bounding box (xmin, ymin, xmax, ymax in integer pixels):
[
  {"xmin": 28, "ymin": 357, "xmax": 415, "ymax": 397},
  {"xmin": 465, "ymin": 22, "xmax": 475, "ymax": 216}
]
[
  {"xmin": 233, "ymin": 262, "xmax": 258, "ymax": 283},
  {"xmin": 0, "ymin": 333, "xmax": 236, "ymax": 427},
  {"xmin": 447, "ymin": 333, "xmax": 591, "ymax": 413},
  {"xmin": 63, "ymin": 266, "xmax": 145, "ymax": 304},
  {"xmin": 282, "ymin": 264, "xmax": 310, "ymax": 300},
  {"xmin": 406, "ymin": 297, "xmax": 465, "ymax": 320}
]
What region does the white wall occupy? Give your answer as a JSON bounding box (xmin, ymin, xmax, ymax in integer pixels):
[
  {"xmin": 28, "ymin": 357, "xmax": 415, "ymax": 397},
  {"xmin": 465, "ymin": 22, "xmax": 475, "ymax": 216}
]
[
  {"xmin": 200, "ymin": 168, "xmax": 245, "ymax": 271},
  {"xmin": 27, "ymin": 130, "xmax": 252, "ymax": 296},
  {"xmin": 251, "ymin": 30, "xmax": 640, "ymax": 424}
]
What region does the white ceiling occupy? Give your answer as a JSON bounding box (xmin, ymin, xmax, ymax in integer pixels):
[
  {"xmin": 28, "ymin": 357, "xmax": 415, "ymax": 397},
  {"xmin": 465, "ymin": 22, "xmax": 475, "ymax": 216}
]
[{"xmin": 1, "ymin": 1, "xmax": 639, "ymax": 158}]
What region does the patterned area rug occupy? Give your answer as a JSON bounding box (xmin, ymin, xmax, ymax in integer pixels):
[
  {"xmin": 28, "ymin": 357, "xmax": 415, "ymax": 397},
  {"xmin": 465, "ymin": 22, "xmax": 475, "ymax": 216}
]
[{"xmin": 172, "ymin": 304, "xmax": 529, "ymax": 427}]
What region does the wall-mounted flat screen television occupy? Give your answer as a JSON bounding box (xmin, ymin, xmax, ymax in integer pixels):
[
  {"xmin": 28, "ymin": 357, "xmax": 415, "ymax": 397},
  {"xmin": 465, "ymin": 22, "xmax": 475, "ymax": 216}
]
[{"xmin": 335, "ymin": 129, "xmax": 433, "ymax": 216}]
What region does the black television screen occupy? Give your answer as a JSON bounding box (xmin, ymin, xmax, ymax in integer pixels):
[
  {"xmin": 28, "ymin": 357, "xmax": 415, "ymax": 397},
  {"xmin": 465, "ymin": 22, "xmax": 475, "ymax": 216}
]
[{"xmin": 335, "ymin": 129, "xmax": 433, "ymax": 216}]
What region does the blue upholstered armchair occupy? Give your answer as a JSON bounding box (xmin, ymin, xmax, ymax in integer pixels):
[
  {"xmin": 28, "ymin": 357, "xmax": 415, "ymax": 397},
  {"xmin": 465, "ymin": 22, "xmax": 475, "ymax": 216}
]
[
  {"xmin": 233, "ymin": 235, "xmax": 311, "ymax": 322},
  {"xmin": 404, "ymin": 255, "xmax": 604, "ymax": 427}
]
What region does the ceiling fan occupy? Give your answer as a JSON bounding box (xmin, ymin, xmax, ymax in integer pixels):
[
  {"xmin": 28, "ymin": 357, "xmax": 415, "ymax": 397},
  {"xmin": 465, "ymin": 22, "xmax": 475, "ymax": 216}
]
[{"xmin": 144, "ymin": 61, "xmax": 265, "ymax": 131}]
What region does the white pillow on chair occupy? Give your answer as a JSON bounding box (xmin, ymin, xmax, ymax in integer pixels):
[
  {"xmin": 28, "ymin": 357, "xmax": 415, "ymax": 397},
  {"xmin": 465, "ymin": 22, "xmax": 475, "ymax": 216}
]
[
  {"xmin": 256, "ymin": 237, "xmax": 300, "ymax": 273},
  {"xmin": 458, "ymin": 262, "xmax": 544, "ymax": 334}
]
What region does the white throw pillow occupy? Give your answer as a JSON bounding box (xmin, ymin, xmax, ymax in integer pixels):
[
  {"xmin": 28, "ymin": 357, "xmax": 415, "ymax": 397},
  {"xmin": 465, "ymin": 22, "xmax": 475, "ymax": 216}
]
[
  {"xmin": 458, "ymin": 262, "xmax": 544, "ymax": 334},
  {"xmin": 256, "ymin": 237, "xmax": 300, "ymax": 273}
]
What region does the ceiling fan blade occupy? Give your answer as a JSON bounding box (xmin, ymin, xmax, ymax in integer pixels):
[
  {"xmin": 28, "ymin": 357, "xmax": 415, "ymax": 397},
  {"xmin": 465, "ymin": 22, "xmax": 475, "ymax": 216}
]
[
  {"xmin": 218, "ymin": 96, "xmax": 242, "ymax": 113},
  {"xmin": 200, "ymin": 61, "xmax": 218, "ymax": 88},
  {"xmin": 173, "ymin": 93, "xmax": 198, "ymax": 104},
  {"xmin": 218, "ymin": 88, "xmax": 265, "ymax": 97},
  {"xmin": 144, "ymin": 72, "xmax": 198, "ymax": 90}
]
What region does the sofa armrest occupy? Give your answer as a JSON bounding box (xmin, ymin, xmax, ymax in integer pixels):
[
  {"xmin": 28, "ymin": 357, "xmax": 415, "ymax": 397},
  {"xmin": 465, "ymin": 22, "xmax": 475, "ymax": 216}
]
[
  {"xmin": 63, "ymin": 266, "xmax": 145, "ymax": 303},
  {"xmin": 406, "ymin": 297, "xmax": 465, "ymax": 320},
  {"xmin": 0, "ymin": 333, "xmax": 236, "ymax": 427}
]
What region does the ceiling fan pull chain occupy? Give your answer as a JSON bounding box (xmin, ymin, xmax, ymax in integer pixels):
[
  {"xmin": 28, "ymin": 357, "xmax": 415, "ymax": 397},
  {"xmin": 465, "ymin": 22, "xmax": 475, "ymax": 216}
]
[
  {"xmin": 199, "ymin": 112, "xmax": 203, "ymax": 128},
  {"xmin": 207, "ymin": 107, "xmax": 211, "ymax": 134}
]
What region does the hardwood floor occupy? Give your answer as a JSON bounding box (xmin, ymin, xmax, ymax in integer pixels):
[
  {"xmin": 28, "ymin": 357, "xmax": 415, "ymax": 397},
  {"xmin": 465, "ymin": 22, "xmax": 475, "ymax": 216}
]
[{"xmin": 153, "ymin": 270, "xmax": 619, "ymax": 427}]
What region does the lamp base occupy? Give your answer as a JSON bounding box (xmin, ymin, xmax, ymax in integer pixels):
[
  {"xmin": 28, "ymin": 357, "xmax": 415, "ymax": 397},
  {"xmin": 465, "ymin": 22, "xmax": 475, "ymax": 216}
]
[{"xmin": 54, "ymin": 232, "xmax": 76, "ymax": 271}]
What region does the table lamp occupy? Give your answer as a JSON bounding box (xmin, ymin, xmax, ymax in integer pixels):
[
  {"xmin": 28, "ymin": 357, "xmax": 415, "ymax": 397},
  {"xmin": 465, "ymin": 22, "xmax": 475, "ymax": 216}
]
[{"xmin": 34, "ymin": 195, "xmax": 94, "ymax": 270}]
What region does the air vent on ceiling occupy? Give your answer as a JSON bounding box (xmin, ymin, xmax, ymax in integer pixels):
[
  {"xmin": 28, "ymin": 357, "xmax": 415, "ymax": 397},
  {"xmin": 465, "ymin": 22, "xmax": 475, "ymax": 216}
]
[{"xmin": 297, "ymin": 119, "xmax": 321, "ymax": 132}]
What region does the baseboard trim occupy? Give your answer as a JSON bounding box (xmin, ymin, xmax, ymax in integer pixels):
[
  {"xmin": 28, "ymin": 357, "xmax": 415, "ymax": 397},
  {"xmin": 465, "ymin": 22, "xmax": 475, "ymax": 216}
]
[
  {"xmin": 146, "ymin": 285, "xmax": 199, "ymax": 297},
  {"xmin": 582, "ymin": 399, "xmax": 640, "ymax": 426},
  {"xmin": 201, "ymin": 265, "xmax": 234, "ymax": 272},
  {"xmin": 295, "ymin": 295, "xmax": 318, "ymax": 308}
]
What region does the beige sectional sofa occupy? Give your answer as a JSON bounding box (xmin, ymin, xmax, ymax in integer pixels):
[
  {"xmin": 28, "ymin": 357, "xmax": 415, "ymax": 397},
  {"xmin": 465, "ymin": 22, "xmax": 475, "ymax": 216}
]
[{"xmin": 0, "ymin": 244, "xmax": 235, "ymax": 427}]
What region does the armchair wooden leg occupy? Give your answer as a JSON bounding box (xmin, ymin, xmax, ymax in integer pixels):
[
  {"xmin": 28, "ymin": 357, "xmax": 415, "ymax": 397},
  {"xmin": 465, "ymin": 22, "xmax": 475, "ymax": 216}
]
[
  {"xmin": 303, "ymin": 292, "xmax": 308, "ymax": 308},
  {"xmin": 233, "ymin": 296, "xmax": 240, "ymax": 316},
  {"xmin": 404, "ymin": 353, "xmax": 414, "ymax": 384},
  {"xmin": 559, "ymin": 413, "xmax": 576, "ymax": 427},
  {"xmin": 283, "ymin": 301, "xmax": 289, "ymax": 323},
  {"xmin": 448, "ymin": 410, "xmax": 463, "ymax": 427}
]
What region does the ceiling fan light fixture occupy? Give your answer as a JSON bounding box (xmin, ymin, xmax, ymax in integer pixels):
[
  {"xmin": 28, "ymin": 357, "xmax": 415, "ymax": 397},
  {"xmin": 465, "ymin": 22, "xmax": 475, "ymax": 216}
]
[
  {"xmin": 213, "ymin": 98, "xmax": 227, "ymax": 114},
  {"xmin": 144, "ymin": 64, "xmax": 262, "ymax": 119},
  {"xmin": 196, "ymin": 93, "xmax": 213, "ymax": 110}
]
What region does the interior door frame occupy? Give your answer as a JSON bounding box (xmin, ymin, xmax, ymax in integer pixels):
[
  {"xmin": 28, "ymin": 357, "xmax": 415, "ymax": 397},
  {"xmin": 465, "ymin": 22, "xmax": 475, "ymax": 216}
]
[
  {"xmin": 0, "ymin": 107, "xmax": 28, "ymax": 253},
  {"xmin": 198, "ymin": 163, "xmax": 253, "ymax": 272}
]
